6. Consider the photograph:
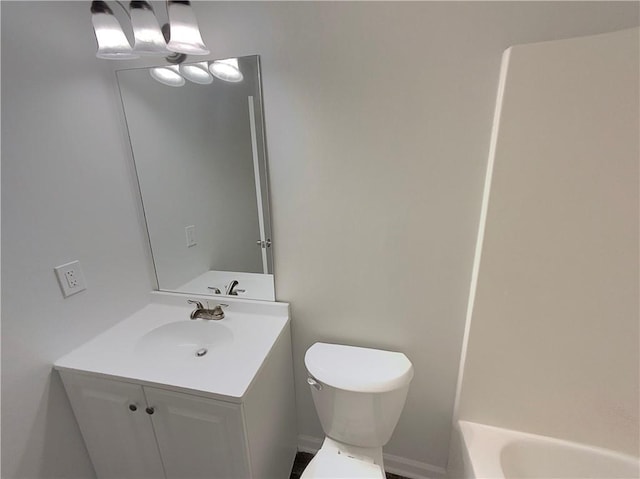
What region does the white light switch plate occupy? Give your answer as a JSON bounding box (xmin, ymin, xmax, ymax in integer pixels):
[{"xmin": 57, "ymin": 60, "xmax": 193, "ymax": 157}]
[
  {"xmin": 185, "ymin": 225, "xmax": 197, "ymax": 247},
  {"xmin": 54, "ymin": 260, "xmax": 87, "ymax": 297}
]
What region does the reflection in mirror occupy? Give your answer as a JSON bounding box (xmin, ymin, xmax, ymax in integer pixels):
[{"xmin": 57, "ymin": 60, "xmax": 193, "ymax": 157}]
[{"xmin": 117, "ymin": 55, "xmax": 274, "ymax": 301}]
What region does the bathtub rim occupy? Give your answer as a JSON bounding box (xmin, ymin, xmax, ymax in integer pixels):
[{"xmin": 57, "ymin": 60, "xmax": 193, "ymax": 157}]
[{"xmin": 458, "ymin": 419, "xmax": 640, "ymax": 479}]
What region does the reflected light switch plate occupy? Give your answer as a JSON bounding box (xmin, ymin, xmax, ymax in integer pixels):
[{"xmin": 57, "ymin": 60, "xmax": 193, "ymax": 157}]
[{"xmin": 185, "ymin": 225, "xmax": 197, "ymax": 247}]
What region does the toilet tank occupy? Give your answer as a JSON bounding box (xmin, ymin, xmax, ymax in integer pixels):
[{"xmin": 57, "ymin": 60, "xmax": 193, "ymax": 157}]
[{"xmin": 305, "ymin": 343, "xmax": 413, "ymax": 448}]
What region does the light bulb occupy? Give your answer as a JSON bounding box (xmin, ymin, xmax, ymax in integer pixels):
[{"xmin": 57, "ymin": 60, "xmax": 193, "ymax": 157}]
[
  {"xmin": 209, "ymin": 58, "xmax": 243, "ymax": 83},
  {"xmin": 91, "ymin": 1, "xmax": 138, "ymax": 59},
  {"xmin": 179, "ymin": 62, "xmax": 213, "ymax": 84},
  {"xmin": 150, "ymin": 65, "xmax": 185, "ymax": 87},
  {"xmin": 130, "ymin": 1, "xmax": 170, "ymax": 56},
  {"xmin": 166, "ymin": 1, "xmax": 209, "ymax": 55}
]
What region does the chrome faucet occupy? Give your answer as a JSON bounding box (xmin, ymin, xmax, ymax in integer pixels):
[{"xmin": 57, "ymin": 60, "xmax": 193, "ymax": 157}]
[
  {"xmin": 225, "ymin": 280, "xmax": 240, "ymax": 296},
  {"xmin": 187, "ymin": 300, "xmax": 225, "ymax": 320}
]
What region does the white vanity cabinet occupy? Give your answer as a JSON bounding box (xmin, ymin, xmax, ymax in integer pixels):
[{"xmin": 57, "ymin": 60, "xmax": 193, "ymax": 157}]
[
  {"xmin": 146, "ymin": 387, "xmax": 249, "ymax": 479},
  {"xmin": 55, "ymin": 296, "xmax": 297, "ymax": 479},
  {"xmin": 60, "ymin": 373, "xmax": 165, "ymax": 479},
  {"xmin": 60, "ymin": 372, "xmax": 251, "ymax": 479}
]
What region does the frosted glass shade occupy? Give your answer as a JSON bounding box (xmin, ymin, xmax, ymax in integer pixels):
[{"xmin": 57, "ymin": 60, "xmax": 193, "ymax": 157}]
[
  {"xmin": 179, "ymin": 62, "xmax": 213, "ymax": 84},
  {"xmin": 130, "ymin": 1, "xmax": 170, "ymax": 55},
  {"xmin": 91, "ymin": 1, "xmax": 138, "ymax": 59},
  {"xmin": 166, "ymin": 1, "xmax": 209, "ymax": 55},
  {"xmin": 209, "ymin": 58, "xmax": 243, "ymax": 82},
  {"xmin": 150, "ymin": 65, "xmax": 185, "ymax": 87}
]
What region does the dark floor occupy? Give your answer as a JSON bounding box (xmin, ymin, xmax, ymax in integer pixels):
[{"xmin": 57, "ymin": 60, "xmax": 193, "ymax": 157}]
[{"xmin": 289, "ymin": 451, "xmax": 409, "ymax": 479}]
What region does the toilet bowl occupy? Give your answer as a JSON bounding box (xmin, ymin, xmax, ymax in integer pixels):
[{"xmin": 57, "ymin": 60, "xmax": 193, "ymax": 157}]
[
  {"xmin": 301, "ymin": 438, "xmax": 385, "ymax": 479},
  {"xmin": 301, "ymin": 343, "xmax": 414, "ymax": 479}
]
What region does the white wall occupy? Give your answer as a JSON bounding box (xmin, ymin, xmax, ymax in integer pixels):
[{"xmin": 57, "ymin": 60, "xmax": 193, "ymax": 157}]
[
  {"xmin": 241, "ymin": 3, "xmax": 638, "ymax": 474},
  {"xmin": 455, "ymin": 27, "xmax": 639, "ymax": 456},
  {"xmin": 1, "ymin": 3, "xmax": 154, "ymax": 478},
  {"xmin": 2, "ymin": 2, "xmax": 639, "ymax": 478}
]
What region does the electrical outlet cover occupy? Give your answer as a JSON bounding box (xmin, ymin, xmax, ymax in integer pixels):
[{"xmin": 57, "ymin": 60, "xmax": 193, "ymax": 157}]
[{"xmin": 54, "ymin": 260, "xmax": 87, "ymax": 297}]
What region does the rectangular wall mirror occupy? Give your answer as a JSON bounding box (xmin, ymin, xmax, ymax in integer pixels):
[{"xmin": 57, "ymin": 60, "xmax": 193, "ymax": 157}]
[{"xmin": 117, "ymin": 55, "xmax": 275, "ymax": 301}]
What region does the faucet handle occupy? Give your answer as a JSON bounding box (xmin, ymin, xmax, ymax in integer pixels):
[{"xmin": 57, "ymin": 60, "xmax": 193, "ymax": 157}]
[
  {"xmin": 187, "ymin": 299, "xmax": 204, "ymax": 309},
  {"xmin": 211, "ymin": 304, "xmax": 225, "ymax": 319}
]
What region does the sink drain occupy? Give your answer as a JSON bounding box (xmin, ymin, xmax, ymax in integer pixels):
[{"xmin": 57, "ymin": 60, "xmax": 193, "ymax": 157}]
[{"xmin": 195, "ymin": 348, "xmax": 208, "ymax": 357}]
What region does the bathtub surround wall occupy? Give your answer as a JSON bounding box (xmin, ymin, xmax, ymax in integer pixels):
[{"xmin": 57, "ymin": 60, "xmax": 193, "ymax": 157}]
[
  {"xmin": 2, "ymin": 2, "xmax": 639, "ymax": 478},
  {"xmin": 454, "ymin": 26, "xmax": 639, "ymax": 460}
]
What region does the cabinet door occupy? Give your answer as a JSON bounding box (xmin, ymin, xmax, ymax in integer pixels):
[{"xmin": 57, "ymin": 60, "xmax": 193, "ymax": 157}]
[
  {"xmin": 59, "ymin": 372, "xmax": 165, "ymax": 479},
  {"xmin": 144, "ymin": 387, "xmax": 251, "ymax": 479}
]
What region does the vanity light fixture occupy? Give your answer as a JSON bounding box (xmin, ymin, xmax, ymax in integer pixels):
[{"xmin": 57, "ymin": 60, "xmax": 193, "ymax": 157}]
[
  {"xmin": 150, "ymin": 65, "xmax": 185, "ymax": 87},
  {"xmin": 91, "ymin": 1, "xmax": 139, "ymax": 59},
  {"xmin": 90, "ymin": 0, "xmax": 209, "ymax": 60},
  {"xmin": 179, "ymin": 61, "xmax": 213, "ymax": 84},
  {"xmin": 129, "ymin": 1, "xmax": 169, "ymax": 56},
  {"xmin": 166, "ymin": 0, "xmax": 209, "ymax": 55},
  {"xmin": 209, "ymin": 58, "xmax": 244, "ymax": 82}
]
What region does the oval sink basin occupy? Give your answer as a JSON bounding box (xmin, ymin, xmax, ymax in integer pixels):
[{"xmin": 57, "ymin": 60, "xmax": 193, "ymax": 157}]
[{"xmin": 135, "ymin": 321, "xmax": 234, "ymax": 360}]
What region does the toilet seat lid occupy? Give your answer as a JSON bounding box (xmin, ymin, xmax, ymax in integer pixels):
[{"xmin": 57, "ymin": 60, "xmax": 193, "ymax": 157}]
[
  {"xmin": 300, "ymin": 450, "xmax": 385, "ymax": 479},
  {"xmin": 305, "ymin": 342, "xmax": 413, "ymax": 393}
]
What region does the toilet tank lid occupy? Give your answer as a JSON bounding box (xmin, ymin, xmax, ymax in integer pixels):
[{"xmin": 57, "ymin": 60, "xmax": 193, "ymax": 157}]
[{"xmin": 305, "ymin": 343, "xmax": 414, "ymax": 393}]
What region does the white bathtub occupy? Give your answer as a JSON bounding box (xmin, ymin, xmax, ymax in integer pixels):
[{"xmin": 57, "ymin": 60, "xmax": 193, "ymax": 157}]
[{"xmin": 459, "ymin": 420, "xmax": 639, "ymax": 479}]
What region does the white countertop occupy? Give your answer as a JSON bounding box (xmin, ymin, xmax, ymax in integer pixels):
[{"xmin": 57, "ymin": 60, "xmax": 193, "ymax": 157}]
[{"xmin": 54, "ymin": 292, "xmax": 290, "ymax": 403}]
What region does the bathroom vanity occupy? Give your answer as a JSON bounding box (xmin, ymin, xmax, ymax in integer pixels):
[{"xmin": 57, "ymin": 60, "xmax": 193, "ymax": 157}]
[{"xmin": 55, "ymin": 293, "xmax": 296, "ymax": 479}]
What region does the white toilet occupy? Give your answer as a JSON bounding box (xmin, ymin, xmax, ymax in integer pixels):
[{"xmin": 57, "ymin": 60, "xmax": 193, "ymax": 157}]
[{"xmin": 301, "ymin": 342, "xmax": 414, "ymax": 479}]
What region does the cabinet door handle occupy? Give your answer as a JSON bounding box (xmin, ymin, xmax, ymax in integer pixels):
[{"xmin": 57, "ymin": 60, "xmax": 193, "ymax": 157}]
[
  {"xmin": 129, "ymin": 404, "xmax": 138, "ymax": 412},
  {"xmin": 145, "ymin": 407, "xmax": 155, "ymax": 415}
]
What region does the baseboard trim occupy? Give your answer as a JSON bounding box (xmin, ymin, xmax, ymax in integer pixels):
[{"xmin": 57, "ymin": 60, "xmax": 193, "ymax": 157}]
[
  {"xmin": 297, "ymin": 435, "xmax": 447, "ymax": 479},
  {"xmin": 297, "ymin": 434, "xmax": 323, "ymax": 454}
]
